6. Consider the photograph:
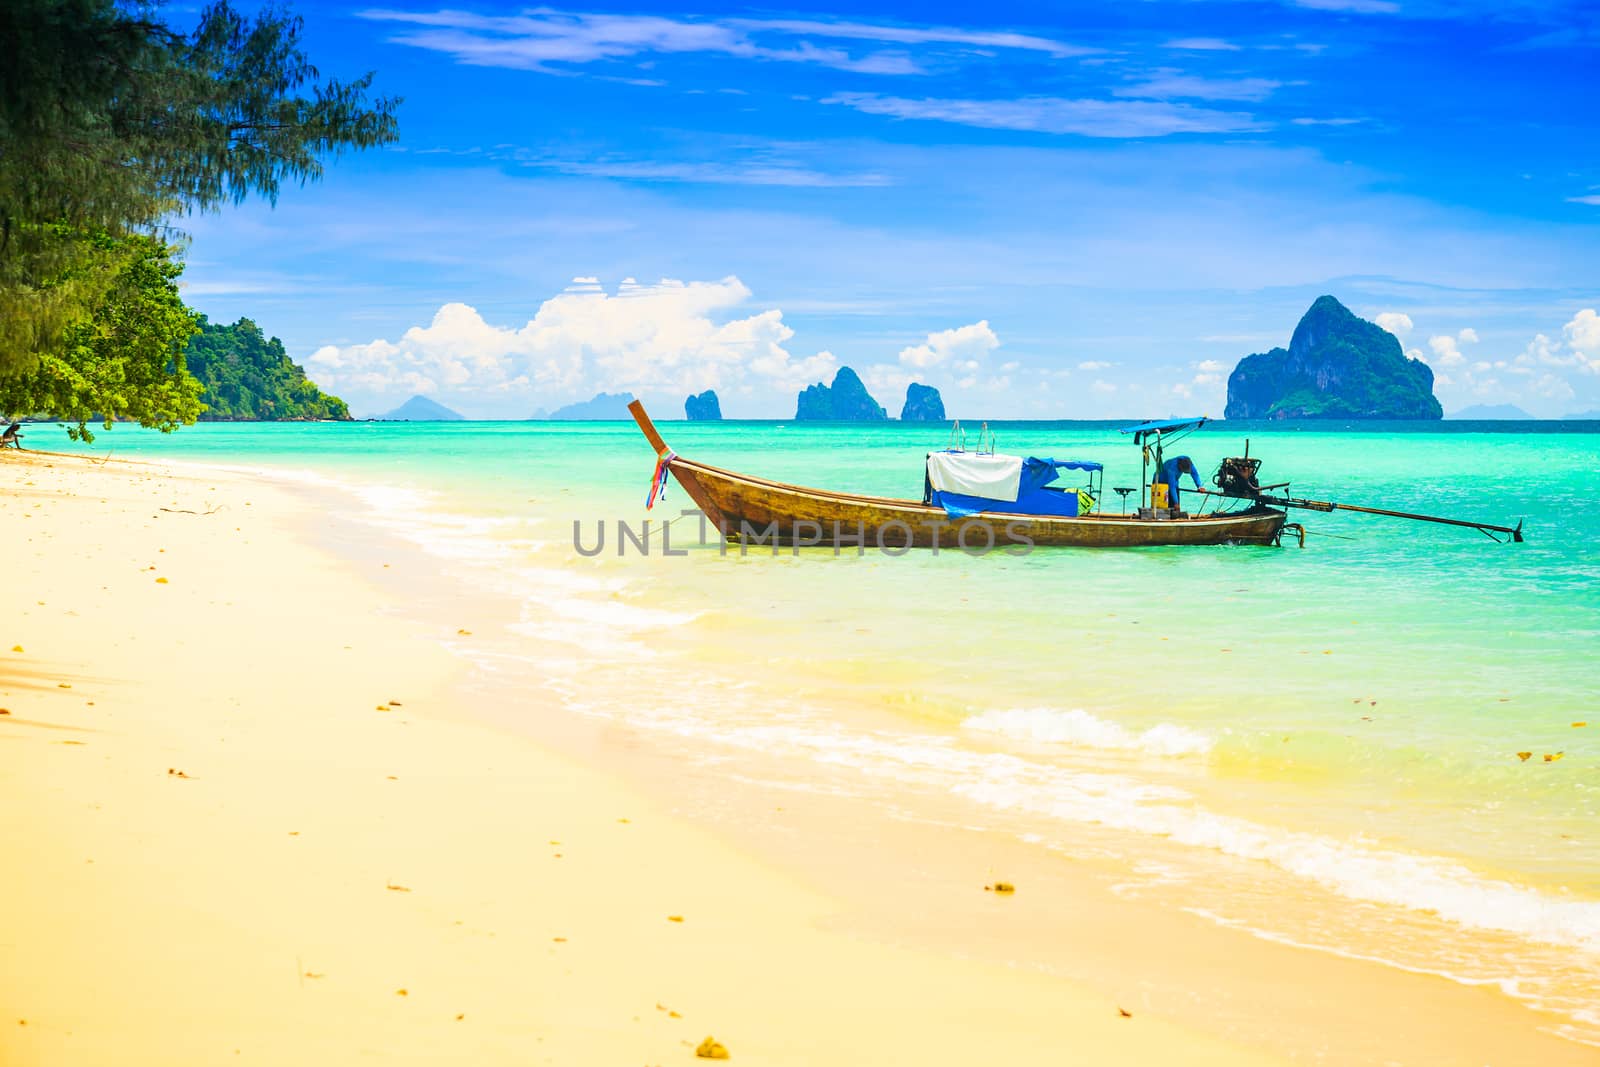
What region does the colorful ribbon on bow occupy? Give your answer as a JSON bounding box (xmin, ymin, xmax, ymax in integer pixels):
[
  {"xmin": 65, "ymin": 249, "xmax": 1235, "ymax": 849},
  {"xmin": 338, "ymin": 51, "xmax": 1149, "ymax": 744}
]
[{"xmin": 645, "ymin": 449, "xmax": 676, "ymax": 510}]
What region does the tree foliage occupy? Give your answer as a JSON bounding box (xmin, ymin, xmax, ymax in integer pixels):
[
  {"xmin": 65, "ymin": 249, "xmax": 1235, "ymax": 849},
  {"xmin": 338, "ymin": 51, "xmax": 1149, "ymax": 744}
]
[
  {"xmin": 0, "ymin": 234, "xmax": 203, "ymax": 440},
  {"xmin": 186, "ymin": 316, "xmax": 350, "ymax": 421},
  {"xmin": 0, "ymin": 0, "xmax": 399, "ymax": 387}
]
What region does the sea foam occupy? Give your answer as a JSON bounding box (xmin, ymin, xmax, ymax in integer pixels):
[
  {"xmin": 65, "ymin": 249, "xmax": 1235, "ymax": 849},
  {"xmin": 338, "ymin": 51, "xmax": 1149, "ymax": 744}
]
[{"xmin": 964, "ymin": 707, "xmax": 1213, "ymax": 757}]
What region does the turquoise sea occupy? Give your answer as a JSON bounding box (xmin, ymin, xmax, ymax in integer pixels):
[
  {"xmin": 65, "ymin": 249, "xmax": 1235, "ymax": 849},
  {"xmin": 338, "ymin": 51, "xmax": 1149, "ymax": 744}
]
[{"xmin": 42, "ymin": 417, "xmax": 1600, "ymax": 1039}]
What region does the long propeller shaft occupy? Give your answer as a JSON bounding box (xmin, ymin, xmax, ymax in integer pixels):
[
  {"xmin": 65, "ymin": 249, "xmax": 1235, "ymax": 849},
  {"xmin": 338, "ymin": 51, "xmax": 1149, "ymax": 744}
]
[{"xmin": 1190, "ymin": 487, "xmax": 1524, "ymax": 542}]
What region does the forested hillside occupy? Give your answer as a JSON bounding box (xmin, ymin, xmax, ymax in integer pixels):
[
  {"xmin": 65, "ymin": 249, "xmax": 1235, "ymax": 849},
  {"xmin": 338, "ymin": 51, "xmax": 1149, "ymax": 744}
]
[{"xmin": 186, "ymin": 317, "xmax": 350, "ymax": 421}]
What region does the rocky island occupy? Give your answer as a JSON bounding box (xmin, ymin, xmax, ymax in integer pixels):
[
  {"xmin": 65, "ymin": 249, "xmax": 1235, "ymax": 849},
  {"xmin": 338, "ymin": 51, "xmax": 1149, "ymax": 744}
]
[
  {"xmin": 795, "ymin": 367, "xmax": 886, "ymax": 420},
  {"xmin": 541, "ymin": 392, "xmax": 637, "ymax": 419},
  {"xmin": 1225, "ymin": 296, "xmax": 1442, "ymax": 420},
  {"xmin": 685, "ymin": 389, "xmax": 722, "ymax": 420},
  {"xmin": 377, "ymin": 395, "xmax": 463, "ymax": 421},
  {"xmin": 900, "ymin": 383, "xmax": 945, "ymax": 422}
]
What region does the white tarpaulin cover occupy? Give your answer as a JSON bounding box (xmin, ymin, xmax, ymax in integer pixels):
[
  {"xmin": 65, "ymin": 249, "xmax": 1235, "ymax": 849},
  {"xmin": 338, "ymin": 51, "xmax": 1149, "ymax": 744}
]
[{"xmin": 925, "ymin": 451, "xmax": 1023, "ymax": 502}]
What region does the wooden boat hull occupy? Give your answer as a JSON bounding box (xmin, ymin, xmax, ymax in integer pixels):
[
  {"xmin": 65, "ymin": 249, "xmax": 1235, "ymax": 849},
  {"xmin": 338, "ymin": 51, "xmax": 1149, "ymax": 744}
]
[{"xmin": 665, "ymin": 456, "xmax": 1287, "ymax": 549}]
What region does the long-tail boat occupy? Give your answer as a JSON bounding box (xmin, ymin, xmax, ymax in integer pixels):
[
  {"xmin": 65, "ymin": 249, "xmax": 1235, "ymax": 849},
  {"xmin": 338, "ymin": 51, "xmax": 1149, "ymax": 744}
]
[{"xmin": 628, "ymin": 401, "xmax": 1288, "ymax": 548}]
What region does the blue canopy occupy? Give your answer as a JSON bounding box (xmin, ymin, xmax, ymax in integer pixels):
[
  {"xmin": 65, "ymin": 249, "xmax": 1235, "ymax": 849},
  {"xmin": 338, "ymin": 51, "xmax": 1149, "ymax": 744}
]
[
  {"xmin": 930, "ymin": 455, "xmax": 1102, "ymax": 519},
  {"xmin": 1119, "ymin": 417, "xmax": 1208, "ymax": 437}
]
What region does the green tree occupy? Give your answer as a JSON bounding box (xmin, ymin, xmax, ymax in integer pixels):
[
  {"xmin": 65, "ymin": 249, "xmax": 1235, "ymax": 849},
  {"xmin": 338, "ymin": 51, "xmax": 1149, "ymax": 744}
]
[
  {"xmin": 0, "ymin": 234, "xmax": 203, "ymax": 441},
  {"xmin": 186, "ymin": 316, "xmax": 350, "ymax": 421},
  {"xmin": 0, "ymin": 0, "xmax": 398, "ymax": 392}
]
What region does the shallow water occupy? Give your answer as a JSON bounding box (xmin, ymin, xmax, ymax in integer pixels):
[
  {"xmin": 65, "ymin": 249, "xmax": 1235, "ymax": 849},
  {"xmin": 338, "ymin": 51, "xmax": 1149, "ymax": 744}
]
[{"xmin": 44, "ymin": 417, "xmax": 1600, "ymax": 1037}]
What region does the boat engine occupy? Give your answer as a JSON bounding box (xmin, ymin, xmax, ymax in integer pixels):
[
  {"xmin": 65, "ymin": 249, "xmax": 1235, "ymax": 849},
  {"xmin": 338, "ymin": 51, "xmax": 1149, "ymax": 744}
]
[{"xmin": 1214, "ymin": 455, "xmax": 1263, "ymax": 499}]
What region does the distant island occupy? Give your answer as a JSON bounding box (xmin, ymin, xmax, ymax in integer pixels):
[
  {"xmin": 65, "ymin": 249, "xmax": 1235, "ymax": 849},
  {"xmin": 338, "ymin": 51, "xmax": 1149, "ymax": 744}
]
[
  {"xmin": 542, "ymin": 391, "xmax": 636, "ymax": 420},
  {"xmin": 1225, "ymin": 296, "xmax": 1442, "ymax": 420},
  {"xmin": 378, "ymin": 395, "xmax": 463, "ymax": 421},
  {"xmin": 1564, "ymin": 409, "xmax": 1600, "ymax": 420},
  {"xmin": 685, "ymin": 389, "xmax": 722, "ymax": 420},
  {"xmin": 1448, "ymin": 404, "xmax": 1535, "ymax": 420},
  {"xmin": 187, "ymin": 316, "xmax": 351, "ymax": 421},
  {"xmin": 900, "ymin": 383, "xmax": 945, "ymax": 421},
  {"xmin": 796, "ymin": 367, "xmax": 885, "ymax": 420}
]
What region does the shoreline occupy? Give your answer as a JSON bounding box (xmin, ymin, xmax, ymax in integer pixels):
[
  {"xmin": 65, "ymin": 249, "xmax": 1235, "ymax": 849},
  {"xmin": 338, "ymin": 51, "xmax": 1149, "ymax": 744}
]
[{"xmin": 2, "ymin": 449, "xmax": 1594, "ymax": 1064}]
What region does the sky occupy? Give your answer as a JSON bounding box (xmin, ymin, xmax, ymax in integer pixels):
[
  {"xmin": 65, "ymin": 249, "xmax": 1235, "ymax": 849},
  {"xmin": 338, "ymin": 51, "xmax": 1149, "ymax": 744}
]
[{"xmin": 175, "ymin": 0, "xmax": 1600, "ymax": 418}]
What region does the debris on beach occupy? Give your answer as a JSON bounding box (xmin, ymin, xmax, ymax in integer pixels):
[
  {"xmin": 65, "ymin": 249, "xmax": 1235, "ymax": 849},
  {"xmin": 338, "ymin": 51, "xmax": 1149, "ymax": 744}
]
[
  {"xmin": 11, "ymin": 645, "xmax": 22, "ymax": 652},
  {"xmin": 1517, "ymin": 752, "xmax": 1532, "ymax": 761},
  {"xmin": 395, "ymin": 988, "xmax": 408, "ymax": 996},
  {"xmin": 386, "ymin": 882, "xmax": 411, "ymax": 892},
  {"xmin": 1544, "ymin": 752, "xmax": 1565, "ymax": 762},
  {"xmin": 695, "ymin": 1035, "xmax": 731, "ymax": 1059},
  {"xmin": 167, "ymin": 768, "xmax": 191, "ymax": 779},
  {"xmin": 668, "ymin": 915, "xmax": 684, "ymax": 923},
  {"xmin": 155, "ymin": 577, "xmax": 168, "ymax": 584},
  {"xmin": 1118, "ymin": 1006, "xmax": 1133, "ymax": 1018},
  {"xmin": 1573, "ymin": 722, "xmax": 1588, "ymax": 728},
  {"xmin": 456, "ymin": 628, "xmax": 472, "ymax": 636},
  {"xmin": 985, "ymin": 882, "xmax": 1015, "ymax": 894}
]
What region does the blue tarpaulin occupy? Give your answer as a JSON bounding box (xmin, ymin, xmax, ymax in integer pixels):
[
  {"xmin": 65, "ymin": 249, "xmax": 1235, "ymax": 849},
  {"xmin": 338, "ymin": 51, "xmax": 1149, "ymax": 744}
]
[{"xmin": 929, "ymin": 455, "xmax": 1102, "ymax": 518}]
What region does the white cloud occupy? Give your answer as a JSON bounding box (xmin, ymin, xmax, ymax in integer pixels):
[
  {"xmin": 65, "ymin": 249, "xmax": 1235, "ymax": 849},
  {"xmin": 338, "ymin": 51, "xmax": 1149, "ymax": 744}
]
[
  {"xmin": 1195, "ymin": 358, "xmax": 1225, "ymax": 373},
  {"xmin": 1292, "ymin": 0, "xmax": 1399, "ymax": 11},
  {"xmin": 822, "ymin": 93, "xmax": 1267, "ymax": 138},
  {"xmin": 1113, "ymin": 73, "xmax": 1281, "ymax": 103},
  {"xmin": 897, "ymin": 320, "xmax": 999, "ymax": 368},
  {"xmin": 1565, "ymin": 308, "xmax": 1600, "ymax": 362},
  {"xmin": 1092, "ymin": 379, "xmax": 1118, "ymax": 394},
  {"xmin": 358, "ymin": 10, "xmax": 1092, "ymax": 76},
  {"xmin": 1375, "ymin": 311, "xmax": 1413, "ymax": 338},
  {"xmin": 723, "ymin": 18, "xmax": 1092, "ymax": 57},
  {"xmin": 1164, "ymin": 37, "xmax": 1240, "ymax": 51},
  {"xmin": 507, "ymin": 154, "xmax": 892, "ymax": 187},
  {"xmin": 1457, "ymin": 327, "xmax": 1479, "ymax": 344},
  {"xmin": 1427, "ymin": 334, "xmax": 1467, "ymax": 367},
  {"xmin": 1565, "ymin": 195, "xmax": 1600, "ymax": 206},
  {"xmin": 1078, "ymin": 359, "xmax": 1113, "ymax": 370},
  {"xmin": 306, "ymin": 276, "xmax": 840, "ymax": 409}
]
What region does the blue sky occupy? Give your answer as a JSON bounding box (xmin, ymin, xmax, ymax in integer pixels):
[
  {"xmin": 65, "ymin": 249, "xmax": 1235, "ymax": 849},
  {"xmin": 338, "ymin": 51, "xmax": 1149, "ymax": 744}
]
[{"xmin": 177, "ymin": 1, "xmax": 1600, "ymax": 417}]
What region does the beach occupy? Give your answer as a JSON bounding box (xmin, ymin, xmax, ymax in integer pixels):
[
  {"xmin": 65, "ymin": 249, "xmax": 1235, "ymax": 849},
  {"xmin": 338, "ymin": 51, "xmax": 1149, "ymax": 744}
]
[{"xmin": 3, "ymin": 443, "xmax": 1596, "ymax": 1065}]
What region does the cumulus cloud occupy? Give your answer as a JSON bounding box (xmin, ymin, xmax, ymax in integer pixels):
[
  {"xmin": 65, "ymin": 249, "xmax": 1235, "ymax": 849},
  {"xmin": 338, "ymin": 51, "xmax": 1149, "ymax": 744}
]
[
  {"xmin": 306, "ymin": 276, "xmax": 839, "ymax": 410},
  {"xmin": 1078, "ymin": 359, "xmax": 1113, "ymax": 371},
  {"xmin": 1375, "ymin": 311, "xmax": 1413, "ymax": 338},
  {"xmin": 1426, "ymin": 333, "xmax": 1469, "ymax": 367},
  {"xmin": 1565, "ymin": 308, "xmax": 1600, "ymax": 367},
  {"xmin": 897, "ymin": 320, "xmax": 999, "ymax": 368}
]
